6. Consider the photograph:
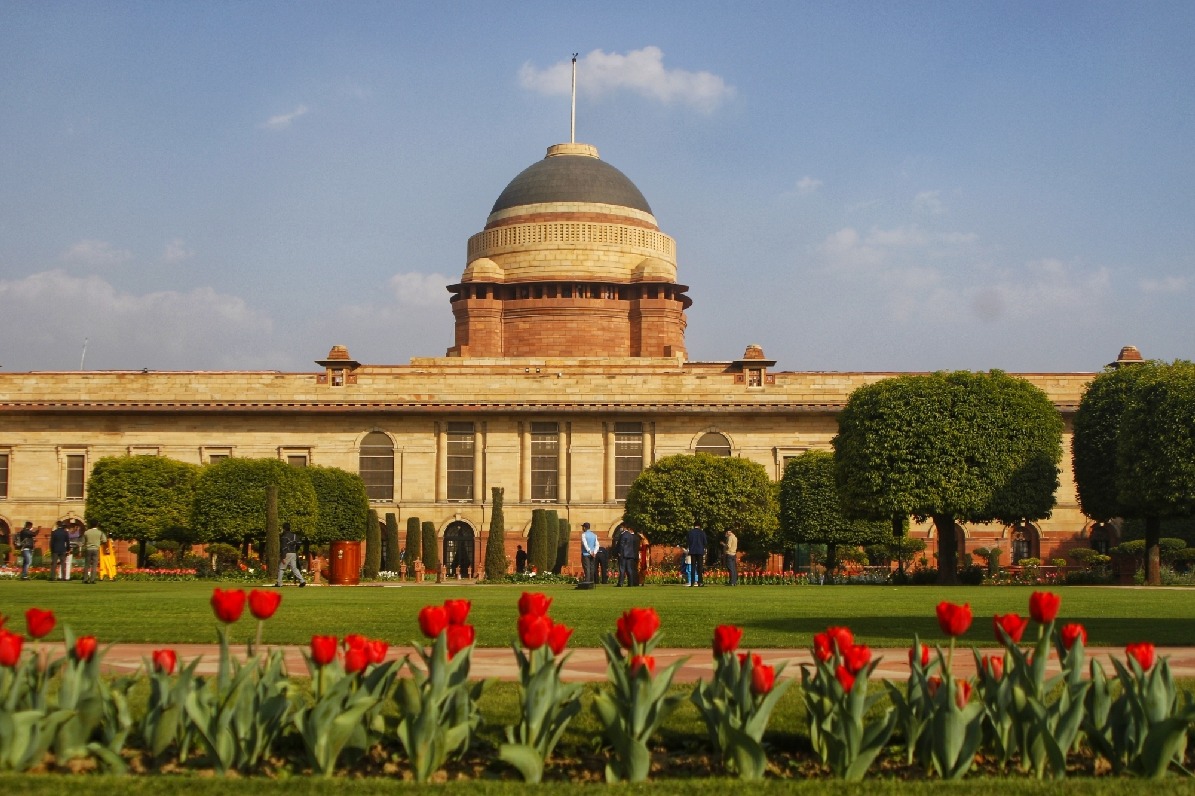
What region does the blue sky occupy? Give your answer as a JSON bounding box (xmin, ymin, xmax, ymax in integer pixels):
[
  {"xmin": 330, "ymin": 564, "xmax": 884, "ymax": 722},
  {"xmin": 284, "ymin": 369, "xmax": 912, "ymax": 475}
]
[{"xmin": 2, "ymin": 1, "xmax": 1191, "ymax": 374}]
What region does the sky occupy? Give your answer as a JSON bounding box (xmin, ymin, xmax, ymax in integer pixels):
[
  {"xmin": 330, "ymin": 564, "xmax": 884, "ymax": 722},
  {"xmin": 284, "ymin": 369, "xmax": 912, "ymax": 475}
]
[{"xmin": 1, "ymin": 1, "xmax": 1192, "ymax": 374}]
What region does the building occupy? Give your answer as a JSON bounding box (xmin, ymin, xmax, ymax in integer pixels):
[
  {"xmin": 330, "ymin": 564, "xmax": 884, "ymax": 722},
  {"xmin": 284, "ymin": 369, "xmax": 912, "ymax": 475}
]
[{"xmin": 0, "ymin": 141, "xmax": 1117, "ymax": 572}]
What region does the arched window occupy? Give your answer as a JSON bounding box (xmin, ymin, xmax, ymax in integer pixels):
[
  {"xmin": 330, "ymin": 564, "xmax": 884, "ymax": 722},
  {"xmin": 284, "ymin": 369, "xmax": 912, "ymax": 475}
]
[
  {"xmin": 359, "ymin": 432, "xmax": 394, "ymax": 501},
  {"xmin": 695, "ymin": 432, "xmax": 731, "ymax": 457}
]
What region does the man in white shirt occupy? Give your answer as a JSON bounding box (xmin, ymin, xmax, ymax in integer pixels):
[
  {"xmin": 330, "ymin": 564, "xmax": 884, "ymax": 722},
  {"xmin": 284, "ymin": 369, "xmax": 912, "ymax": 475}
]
[
  {"xmin": 580, "ymin": 522, "xmax": 599, "ymax": 584},
  {"xmin": 725, "ymin": 528, "xmax": 739, "ymax": 586}
]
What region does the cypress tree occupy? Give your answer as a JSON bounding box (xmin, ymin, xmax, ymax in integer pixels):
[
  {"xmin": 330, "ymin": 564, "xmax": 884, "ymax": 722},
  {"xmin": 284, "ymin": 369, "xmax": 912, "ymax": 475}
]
[
  {"xmin": 364, "ymin": 509, "xmax": 381, "ymax": 579},
  {"xmin": 555, "ymin": 518, "xmax": 571, "ymax": 573},
  {"xmin": 544, "ymin": 510, "xmax": 560, "ymax": 574},
  {"xmin": 405, "ymin": 516, "xmax": 420, "ymax": 572},
  {"xmin": 422, "ymin": 520, "xmax": 440, "ymax": 571},
  {"xmin": 384, "ymin": 513, "xmax": 400, "ymax": 572},
  {"xmin": 529, "ymin": 508, "xmax": 549, "ymax": 573},
  {"xmin": 484, "ymin": 487, "xmax": 507, "ymax": 580}
]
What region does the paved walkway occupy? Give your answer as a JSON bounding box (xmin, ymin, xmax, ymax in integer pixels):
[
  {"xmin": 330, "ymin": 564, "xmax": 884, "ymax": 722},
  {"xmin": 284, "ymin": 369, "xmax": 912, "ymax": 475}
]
[{"xmin": 98, "ymin": 643, "xmax": 1195, "ymax": 682}]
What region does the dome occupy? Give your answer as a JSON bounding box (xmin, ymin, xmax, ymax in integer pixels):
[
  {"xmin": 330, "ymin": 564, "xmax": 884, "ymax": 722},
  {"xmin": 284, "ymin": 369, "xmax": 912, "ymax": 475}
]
[{"xmin": 490, "ymin": 143, "xmax": 652, "ymax": 215}]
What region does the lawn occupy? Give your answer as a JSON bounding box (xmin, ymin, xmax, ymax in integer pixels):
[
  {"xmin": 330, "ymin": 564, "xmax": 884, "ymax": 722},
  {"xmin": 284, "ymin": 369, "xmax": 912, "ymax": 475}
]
[{"xmin": 2, "ymin": 580, "xmax": 1192, "ymax": 648}]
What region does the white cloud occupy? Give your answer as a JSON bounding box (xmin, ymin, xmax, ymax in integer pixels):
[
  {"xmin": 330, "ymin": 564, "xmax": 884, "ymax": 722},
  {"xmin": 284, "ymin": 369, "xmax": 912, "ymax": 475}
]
[
  {"xmin": 520, "ymin": 47, "xmax": 734, "ymax": 113},
  {"xmin": 796, "ymin": 176, "xmax": 823, "ymax": 195},
  {"xmin": 259, "ymin": 104, "xmax": 309, "ymax": 130},
  {"xmin": 913, "ymin": 190, "xmax": 946, "ymax": 216},
  {"xmin": 1140, "ymin": 275, "xmax": 1189, "ymax": 294},
  {"xmin": 61, "ymin": 239, "xmax": 132, "ymax": 267},
  {"xmin": 965, "ymin": 258, "xmax": 1111, "ymax": 322},
  {"xmin": 389, "ymin": 272, "xmax": 452, "ymax": 306},
  {"xmin": 163, "ymin": 238, "xmax": 195, "ymax": 264}
]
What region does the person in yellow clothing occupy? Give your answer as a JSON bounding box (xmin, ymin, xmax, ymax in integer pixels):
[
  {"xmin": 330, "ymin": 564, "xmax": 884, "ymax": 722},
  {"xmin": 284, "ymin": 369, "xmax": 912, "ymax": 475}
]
[{"xmin": 98, "ymin": 537, "xmax": 118, "ymax": 581}]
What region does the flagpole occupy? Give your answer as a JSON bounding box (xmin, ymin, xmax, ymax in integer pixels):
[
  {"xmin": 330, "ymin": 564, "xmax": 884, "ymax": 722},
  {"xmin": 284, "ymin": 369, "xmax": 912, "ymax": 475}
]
[{"xmin": 570, "ymin": 53, "xmax": 578, "ymax": 143}]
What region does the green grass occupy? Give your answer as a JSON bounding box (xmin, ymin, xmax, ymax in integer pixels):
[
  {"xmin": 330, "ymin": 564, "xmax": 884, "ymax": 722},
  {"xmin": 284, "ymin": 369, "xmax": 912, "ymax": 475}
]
[{"xmin": 2, "ymin": 580, "xmax": 1193, "ymax": 648}]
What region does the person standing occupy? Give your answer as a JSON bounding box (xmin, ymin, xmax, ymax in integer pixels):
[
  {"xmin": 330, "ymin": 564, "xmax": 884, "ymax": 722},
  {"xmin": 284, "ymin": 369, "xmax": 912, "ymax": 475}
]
[
  {"xmin": 82, "ymin": 522, "xmax": 106, "ymax": 584},
  {"xmin": 17, "ymin": 522, "xmax": 36, "ymax": 580},
  {"xmin": 580, "ymin": 522, "xmax": 599, "ymax": 584},
  {"xmin": 98, "ymin": 536, "xmax": 118, "ymax": 581},
  {"xmin": 50, "ymin": 521, "xmax": 71, "ymax": 581},
  {"xmin": 65, "ymin": 523, "xmax": 81, "ymax": 580},
  {"xmin": 686, "ymin": 523, "xmax": 708, "ymax": 587},
  {"xmin": 275, "ymin": 522, "xmax": 307, "ymax": 587},
  {"xmin": 515, "ymin": 544, "xmax": 528, "ymax": 574},
  {"xmin": 618, "ymin": 525, "xmax": 638, "ymax": 587},
  {"xmin": 611, "ymin": 525, "xmax": 626, "ymax": 585},
  {"xmin": 595, "ymin": 543, "xmax": 609, "ymax": 584},
  {"xmin": 724, "ymin": 528, "xmax": 739, "ymax": 586},
  {"xmin": 636, "ymin": 529, "xmax": 650, "ymax": 586}
]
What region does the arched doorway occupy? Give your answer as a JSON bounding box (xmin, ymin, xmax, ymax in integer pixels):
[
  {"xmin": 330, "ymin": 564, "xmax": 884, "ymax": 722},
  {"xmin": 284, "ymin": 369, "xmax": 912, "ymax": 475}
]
[
  {"xmin": 1010, "ymin": 522, "xmax": 1040, "ymax": 564},
  {"xmin": 443, "ymin": 521, "xmax": 476, "ymax": 579}
]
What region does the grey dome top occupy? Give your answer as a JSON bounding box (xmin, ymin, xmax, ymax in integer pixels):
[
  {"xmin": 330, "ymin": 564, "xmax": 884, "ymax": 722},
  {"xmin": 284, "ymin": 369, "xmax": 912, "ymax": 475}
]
[{"xmin": 490, "ymin": 143, "xmax": 652, "ymax": 216}]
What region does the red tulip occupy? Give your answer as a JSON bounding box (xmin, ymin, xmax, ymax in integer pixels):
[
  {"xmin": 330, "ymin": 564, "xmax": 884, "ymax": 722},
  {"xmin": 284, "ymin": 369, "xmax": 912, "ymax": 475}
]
[
  {"xmin": 936, "ymin": 602, "xmax": 972, "ymax": 637},
  {"xmin": 813, "ymin": 633, "xmax": 834, "ymax": 662},
  {"xmin": 982, "ymin": 654, "xmax": 1004, "ymax": 680},
  {"xmin": 751, "ymin": 662, "xmax": 776, "ymax": 695},
  {"xmin": 344, "ymin": 646, "xmax": 368, "ymax": 674},
  {"xmin": 841, "ymin": 644, "xmax": 871, "ymax": 674},
  {"xmin": 446, "ymin": 623, "xmax": 475, "ymax": 659},
  {"xmin": 418, "ymin": 605, "xmax": 449, "ymax": 638},
  {"xmin": 1029, "ymin": 591, "xmax": 1061, "ymax": 624},
  {"xmin": 908, "ymin": 644, "xmax": 931, "ymax": 668},
  {"xmin": 0, "ymin": 629, "xmax": 23, "ymax": 667},
  {"xmin": 834, "ymin": 665, "xmax": 855, "ymax": 693},
  {"xmin": 311, "ymin": 635, "xmax": 338, "ymax": 666},
  {"xmin": 630, "ymin": 654, "xmax": 656, "ymax": 676},
  {"xmin": 712, "ymin": 625, "xmax": 743, "ymax": 656},
  {"xmin": 993, "ymin": 613, "xmax": 1029, "ymax": 643},
  {"xmin": 25, "ymin": 608, "xmax": 56, "ymax": 639},
  {"xmin": 248, "ymin": 589, "xmax": 282, "ymax": 620},
  {"xmin": 211, "ymin": 589, "xmax": 247, "ymax": 624},
  {"xmin": 518, "ymin": 614, "xmax": 552, "ymax": 650},
  {"xmin": 1060, "ymin": 623, "xmax": 1088, "ymax": 650},
  {"xmin": 365, "ymin": 639, "xmax": 389, "ymax": 665},
  {"xmin": 738, "ymin": 652, "xmax": 763, "ymax": 669},
  {"xmin": 518, "ymin": 592, "xmax": 552, "ymax": 617},
  {"xmin": 343, "ymin": 634, "xmax": 367, "ymax": 651},
  {"xmin": 151, "ymin": 648, "xmax": 177, "ymax": 675},
  {"xmin": 444, "ymin": 599, "xmax": 471, "ymax": 625},
  {"xmin": 1126, "ymin": 642, "xmax": 1156, "ymax": 671},
  {"xmin": 547, "ymin": 622, "xmax": 574, "ymax": 656},
  {"xmin": 929, "ymin": 676, "xmax": 973, "ymax": 708},
  {"xmin": 825, "ymin": 626, "xmax": 854, "ymax": 653},
  {"xmin": 73, "ymin": 635, "xmax": 98, "ymax": 662},
  {"xmin": 615, "ymin": 607, "xmax": 660, "ymax": 649}
]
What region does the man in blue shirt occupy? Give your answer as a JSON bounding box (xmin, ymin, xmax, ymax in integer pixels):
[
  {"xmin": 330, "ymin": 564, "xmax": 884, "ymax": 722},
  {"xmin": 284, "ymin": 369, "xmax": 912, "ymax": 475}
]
[
  {"xmin": 686, "ymin": 523, "xmax": 708, "ymax": 587},
  {"xmin": 580, "ymin": 522, "xmax": 599, "ymax": 584}
]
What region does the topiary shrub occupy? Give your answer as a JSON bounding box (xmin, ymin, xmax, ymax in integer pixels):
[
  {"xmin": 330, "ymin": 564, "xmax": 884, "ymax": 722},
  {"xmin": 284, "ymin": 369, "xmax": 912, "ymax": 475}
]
[
  {"xmin": 484, "ymin": 487, "xmax": 507, "ymax": 580},
  {"xmin": 405, "ymin": 517, "xmax": 420, "ymax": 572},
  {"xmin": 421, "ymin": 520, "xmax": 439, "ymax": 572},
  {"xmin": 364, "ymin": 509, "xmax": 381, "ymax": 579},
  {"xmin": 384, "ymin": 513, "xmax": 400, "ymax": 572}
]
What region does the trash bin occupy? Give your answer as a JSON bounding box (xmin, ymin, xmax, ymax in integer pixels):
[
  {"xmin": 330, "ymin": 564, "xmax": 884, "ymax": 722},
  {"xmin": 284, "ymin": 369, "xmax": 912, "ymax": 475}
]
[{"xmin": 329, "ymin": 540, "xmax": 361, "ymax": 585}]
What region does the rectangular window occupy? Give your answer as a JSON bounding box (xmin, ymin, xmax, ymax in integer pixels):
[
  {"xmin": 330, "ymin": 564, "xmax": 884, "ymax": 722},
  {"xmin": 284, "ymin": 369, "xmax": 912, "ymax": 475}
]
[
  {"xmin": 0, "ymin": 452, "xmax": 9, "ymax": 499},
  {"xmin": 280, "ymin": 447, "xmax": 311, "ymax": 467},
  {"xmin": 530, "ymin": 421, "xmax": 559, "ymax": 502},
  {"xmin": 287, "ymin": 455, "xmax": 308, "ymax": 467},
  {"xmin": 65, "ymin": 454, "xmax": 86, "ymax": 499},
  {"xmin": 446, "ymin": 421, "xmax": 475, "ymax": 501},
  {"xmin": 614, "ymin": 423, "xmax": 644, "ymax": 500}
]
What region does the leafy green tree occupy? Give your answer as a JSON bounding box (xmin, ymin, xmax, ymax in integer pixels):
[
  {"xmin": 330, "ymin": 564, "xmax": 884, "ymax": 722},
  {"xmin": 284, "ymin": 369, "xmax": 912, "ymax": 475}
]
[
  {"xmin": 265, "ymin": 485, "xmax": 280, "ymax": 574},
  {"xmin": 484, "ymin": 487, "xmax": 507, "ymax": 580},
  {"xmin": 421, "ymin": 520, "xmax": 439, "ymax": 571},
  {"xmin": 384, "ymin": 513, "xmax": 400, "ymax": 572},
  {"xmin": 364, "ymin": 509, "xmax": 381, "ymax": 579},
  {"xmin": 1073, "ymin": 363, "xmax": 1155, "ymax": 522},
  {"xmin": 192, "ymin": 458, "xmax": 318, "ymax": 546},
  {"xmin": 85, "ymin": 455, "xmax": 201, "ymax": 567},
  {"xmin": 778, "ymin": 450, "xmax": 891, "ymax": 581},
  {"xmin": 406, "ymin": 516, "xmax": 420, "ymax": 569},
  {"xmin": 622, "ymin": 454, "xmax": 778, "ymax": 549},
  {"xmin": 834, "ymin": 371, "xmax": 1063, "ymax": 585},
  {"xmin": 305, "ymin": 465, "xmax": 369, "ymax": 544}
]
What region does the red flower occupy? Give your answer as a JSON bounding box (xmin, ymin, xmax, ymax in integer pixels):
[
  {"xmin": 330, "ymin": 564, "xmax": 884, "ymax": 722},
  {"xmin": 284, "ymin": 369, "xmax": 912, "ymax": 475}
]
[
  {"xmin": 518, "ymin": 614, "xmax": 552, "ymax": 650},
  {"xmin": 750, "ymin": 662, "xmax": 776, "ymax": 695},
  {"xmin": 982, "ymin": 654, "xmax": 1004, "ymax": 680},
  {"xmin": 248, "ymin": 589, "xmax": 282, "ymax": 620},
  {"xmin": 444, "ymin": 599, "xmax": 471, "ymax": 625},
  {"xmin": 73, "ymin": 635, "xmax": 98, "ymax": 662},
  {"xmin": 615, "ymin": 607, "xmax": 660, "ymax": 649},
  {"xmin": 25, "ymin": 608, "xmax": 56, "ymax": 639},
  {"xmin": 344, "ymin": 646, "xmax": 368, "ymax": 674},
  {"xmin": 738, "ymin": 651, "xmax": 763, "ymax": 669},
  {"xmin": 365, "ymin": 639, "xmax": 389, "ymax": 665},
  {"xmin": 993, "ymin": 613, "xmax": 1029, "ymax": 643},
  {"xmin": 518, "ymin": 592, "xmax": 552, "ymax": 617},
  {"xmin": 0, "ymin": 629, "xmax": 23, "ymax": 667},
  {"xmin": 418, "ymin": 605, "xmax": 449, "ymax": 638},
  {"xmin": 936, "ymin": 602, "xmax": 972, "ymax": 637},
  {"xmin": 343, "ymin": 634, "xmax": 367, "ymax": 651},
  {"xmin": 1029, "ymin": 591, "xmax": 1061, "ymax": 624},
  {"xmin": 1126, "ymin": 642, "xmax": 1156, "ymax": 671},
  {"xmin": 834, "ymin": 665, "xmax": 855, "ymax": 692},
  {"xmin": 446, "ymin": 623, "xmax": 475, "ymax": 659},
  {"xmin": 929, "ymin": 677, "xmax": 973, "ymax": 708},
  {"xmin": 1060, "ymin": 623, "xmax": 1088, "ymax": 650},
  {"xmin": 908, "ymin": 644, "xmax": 931, "ymax": 668},
  {"xmin": 151, "ymin": 649, "xmax": 177, "ymax": 675},
  {"xmin": 630, "ymin": 655, "xmax": 656, "ymax": 676},
  {"xmin": 712, "ymin": 625, "xmax": 743, "ymax": 656},
  {"xmin": 812, "ymin": 633, "xmax": 834, "ymax": 662},
  {"xmin": 210, "ymin": 589, "xmax": 247, "ymax": 624},
  {"xmin": 547, "ymin": 622, "xmax": 573, "ymax": 656},
  {"xmin": 311, "ymin": 635, "xmax": 338, "ymax": 666},
  {"xmin": 841, "ymin": 644, "xmax": 871, "ymax": 674},
  {"xmin": 825, "ymin": 626, "xmax": 854, "ymax": 653}
]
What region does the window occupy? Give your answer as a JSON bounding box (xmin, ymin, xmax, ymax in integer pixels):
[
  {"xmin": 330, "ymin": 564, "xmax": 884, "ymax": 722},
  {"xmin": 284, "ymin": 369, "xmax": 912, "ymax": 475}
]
[
  {"xmin": 446, "ymin": 422, "xmax": 475, "ymax": 501},
  {"xmin": 695, "ymin": 432, "xmax": 731, "ymax": 457},
  {"xmin": 0, "ymin": 452, "xmax": 8, "ymax": 499},
  {"xmin": 614, "ymin": 422, "xmax": 644, "ymax": 500},
  {"xmin": 747, "ymin": 368, "xmax": 762, "ymax": 387},
  {"xmin": 530, "ymin": 422, "xmax": 559, "ymax": 502},
  {"xmin": 65, "ymin": 453, "xmax": 86, "ymax": 499},
  {"xmin": 203, "ymin": 447, "xmax": 233, "ymax": 463},
  {"xmin": 280, "ymin": 447, "xmax": 311, "ymax": 467},
  {"xmin": 359, "ymin": 432, "xmax": 394, "ymax": 501},
  {"xmin": 287, "ymin": 455, "xmax": 308, "ymax": 467}
]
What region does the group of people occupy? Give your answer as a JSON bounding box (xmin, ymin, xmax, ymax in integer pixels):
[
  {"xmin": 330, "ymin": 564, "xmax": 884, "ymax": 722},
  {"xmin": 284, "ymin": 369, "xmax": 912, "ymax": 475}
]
[
  {"xmin": 15, "ymin": 520, "xmax": 115, "ymax": 583},
  {"xmin": 579, "ymin": 522, "xmax": 650, "ymax": 586},
  {"xmin": 677, "ymin": 524, "xmax": 739, "ymax": 586}
]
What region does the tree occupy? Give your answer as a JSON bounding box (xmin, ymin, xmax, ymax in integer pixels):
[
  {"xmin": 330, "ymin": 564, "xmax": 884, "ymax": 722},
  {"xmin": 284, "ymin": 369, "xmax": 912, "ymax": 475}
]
[
  {"xmin": 305, "ymin": 465, "xmax": 369, "ymax": 544},
  {"xmin": 405, "ymin": 516, "xmax": 420, "ymax": 569},
  {"xmin": 778, "ymin": 450, "xmax": 891, "ymax": 581},
  {"xmin": 484, "ymin": 487, "xmax": 507, "ymax": 580},
  {"xmin": 364, "ymin": 509, "xmax": 381, "ymax": 579},
  {"xmin": 421, "ymin": 520, "xmax": 439, "ymax": 572},
  {"xmin": 85, "ymin": 455, "xmax": 201, "ymax": 567},
  {"xmin": 384, "ymin": 513, "xmax": 400, "ymax": 572},
  {"xmin": 1073, "ymin": 363, "xmax": 1155, "ymax": 522},
  {"xmin": 544, "ymin": 510, "xmax": 560, "ymax": 573},
  {"xmin": 622, "ymin": 454, "xmax": 778, "ymax": 549},
  {"xmin": 192, "ymin": 458, "xmax": 319, "ymax": 546},
  {"xmin": 529, "ymin": 509, "xmax": 551, "ymax": 573},
  {"xmin": 555, "ymin": 517, "xmax": 571, "ymax": 573},
  {"xmin": 834, "ymin": 371, "xmax": 1063, "ymax": 585},
  {"xmin": 265, "ymin": 485, "xmax": 280, "ymax": 575}
]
